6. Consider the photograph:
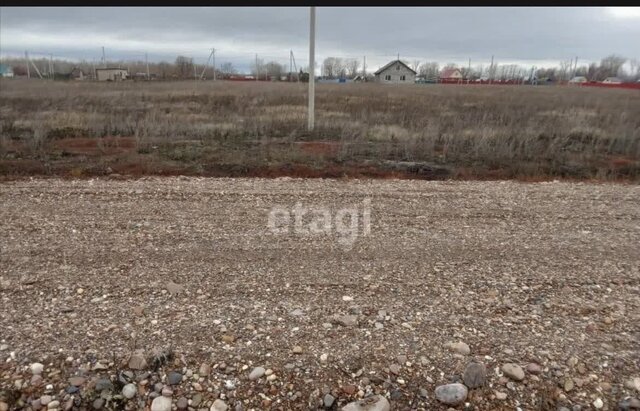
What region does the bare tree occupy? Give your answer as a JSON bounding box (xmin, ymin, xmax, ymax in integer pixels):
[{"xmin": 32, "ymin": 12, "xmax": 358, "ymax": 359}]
[
  {"xmin": 599, "ymin": 54, "xmax": 627, "ymax": 79},
  {"xmin": 220, "ymin": 62, "xmax": 236, "ymax": 76},
  {"xmin": 264, "ymin": 61, "xmax": 285, "ymax": 80},
  {"xmin": 175, "ymin": 56, "xmax": 193, "ymax": 79},
  {"xmin": 411, "ymin": 60, "xmax": 420, "ymax": 72},
  {"xmin": 345, "ymin": 59, "xmax": 360, "ymax": 78},
  {"xmin": 418, "ymin": 62, "xmax": 439, "ymax": 80}
]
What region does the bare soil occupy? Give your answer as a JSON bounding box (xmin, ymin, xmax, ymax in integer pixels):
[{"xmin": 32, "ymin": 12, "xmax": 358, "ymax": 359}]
[{"xmin": 1, "ymin": 177, "xmax": 639, "ymax": 410}]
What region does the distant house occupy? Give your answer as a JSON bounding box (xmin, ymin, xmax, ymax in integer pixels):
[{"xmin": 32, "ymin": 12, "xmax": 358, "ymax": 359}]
[
  {"xmin": 374, "ymin": 60, "xmax": 417, "ymax": 84},
  {"xmin": 95, "ymin": 68, "xmax": 129, "ymax": 81},
  {"xmin": 0, "ymin": 64, "xmax": 14, "ymax": 78},
  {"xmin": 569, "ymin": 76, "xmax": 587, "ymax": 84},
  {"xmin": 602, "ymin": 77, "xmax": 622, "ymax": 84},
  {"xmin": 440, "ymin": 68, "xmax": 463, "ymax": 81}
]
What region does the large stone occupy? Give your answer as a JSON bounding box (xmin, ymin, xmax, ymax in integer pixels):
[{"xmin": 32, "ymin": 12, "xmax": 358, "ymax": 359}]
[
  {"xmin": 249, "ymin": 367, "xmax": 265, "ymax": 380},
  {"xmin": 463, "ymin": 361, "xmax": 486, "ymax": 388},
  {"xmin": 128, "ymin": 350, "xmax": 148, "ymax": 370},
  {"xmin": 435, "ymin": 383, "xmax": 468, "ymax": 405},
  {"xmin": 167, "ymin": 371, "xmax": 182, "ymax": 385},
  {"xmin": 122, "ymin": 383, "xmax": 137, "ymax": 399},
  {"xmin": 151, "ymin": 396, "xmax": 172, "ymax": 411},
  {"xmin": 618, "ymin": 397, "xmax": 640, "ymax": 410},
  {"xmin": 446, "ymin": 342, "xmax": 470, "ymax": 355},
  {"xmin": 199, "ymin": 363, "xmax": 211, "ymax": 376},
  {"xmin": 95, "ymin": 378, "xmax": 114, "ymax": 392},
  {"xmin": 337, "ymin": 315, "xmax": 358, "ymax": 327},
  {"xmin": 30, "ymin": 363, "xmax": 44, "ymax": 375},
  {"xmin": 625, "ymin": 377, "xmax": 640, "ymax": 392},
  {"xmin": 502, "ymin": 363, "xmax": 525, "ymax": 381},
  {"xmin": 341, "ymin": 395, "xmax": 390, "ymax": 411},
  {"xmin": 211, "ymin": 399, "xmax": 228, "ymax": 411},
  {"xmin": 166, "ymin": 281, "xmax": 184, "ymax": 295}
]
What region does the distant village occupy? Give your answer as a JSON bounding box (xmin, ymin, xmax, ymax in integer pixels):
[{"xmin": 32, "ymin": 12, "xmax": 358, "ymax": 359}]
[{"xmin": 1, "ymin": 53, "xmax": 638, "ymax": 89}]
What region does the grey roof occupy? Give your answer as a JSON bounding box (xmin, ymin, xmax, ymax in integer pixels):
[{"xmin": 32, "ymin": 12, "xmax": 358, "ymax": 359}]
[{"xmin": 374, "ymin": 59, "xmax": 417, "ymax": 75}]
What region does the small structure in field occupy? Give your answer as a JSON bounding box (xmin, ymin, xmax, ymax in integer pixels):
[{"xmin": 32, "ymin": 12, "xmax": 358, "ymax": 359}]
[
  {"xmin": 0, "ymin": 64, "xmax": 15, "ymax": 78},
  {"xmin": 68, "ymin": 67, "xmax": 86, "ymax": 80},
  {"xmin": 569, "ymin": 76, "xmax": 587, "ymax": 84},
  {"xmin": 95, "ymin": 68, "xmax": 129, "ymax": 81},
  {"xmin": 374, "ymin": 60, "xmax": 416, "ymax": 84},
  {"xmin": 602, "ymin": 77, "xmax": 622, "ymax": 84},
  {"xmin": 440, "ymin": 68, "xmax": 463, "ymax": 82}
]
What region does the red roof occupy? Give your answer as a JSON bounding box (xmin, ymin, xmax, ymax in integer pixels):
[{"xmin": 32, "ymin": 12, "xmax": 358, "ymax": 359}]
[{"xmin": 440, "ymin": 68, "xmax": 461, "ymax": 78}]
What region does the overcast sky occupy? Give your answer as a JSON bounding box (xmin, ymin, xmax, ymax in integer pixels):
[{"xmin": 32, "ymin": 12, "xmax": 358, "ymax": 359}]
[{"xmin": 1, "ymin": 7, "xmax": 639, "ymax": 73}]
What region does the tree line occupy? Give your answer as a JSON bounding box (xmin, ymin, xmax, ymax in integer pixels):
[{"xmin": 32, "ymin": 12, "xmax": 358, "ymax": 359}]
[{"xmin": 2, "ymin": 53, "xmax": 638, "ymax": 82}]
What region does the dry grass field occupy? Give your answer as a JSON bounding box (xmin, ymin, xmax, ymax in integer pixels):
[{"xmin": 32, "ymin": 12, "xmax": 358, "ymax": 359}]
[{"xmin": 1, "ymin": 79, "xmax": 639, "ymax": 180}]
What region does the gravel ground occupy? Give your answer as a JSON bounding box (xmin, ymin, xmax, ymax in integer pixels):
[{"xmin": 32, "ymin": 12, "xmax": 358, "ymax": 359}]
[{"xmin": 1, "ymin": 177, "xmax": 639, "ymax": 411}]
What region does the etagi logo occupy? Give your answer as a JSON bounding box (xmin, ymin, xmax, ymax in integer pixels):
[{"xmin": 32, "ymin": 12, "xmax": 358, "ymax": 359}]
[{"xmin": 267, "ymin": 198, "xmax": 371, "ymax": 247}]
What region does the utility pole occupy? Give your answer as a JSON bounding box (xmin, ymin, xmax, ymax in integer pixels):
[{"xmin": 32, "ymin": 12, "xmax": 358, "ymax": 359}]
[
  {"xmin": 489, "ymin": 55, "xmax": 494, "ymax": 84},
  {"xmin": 308, "ymin": 6, "xmax": 316, "ymax": 131},
  {"xmin": 363, "ymin": 56, "xmax": 366, "ymax": 81},
  {"xmin": 255, "ymin": 54, "xmax": 258, "ymax": 82},
  {"xmin": 194, "ymin": 62, "xmax": 197, "ymax": 81},
  {"xmin": 468, "ymin": 58, "xmax": 471, "ymax": 83},
  {"xmin": 212, "ymin": 49, "xmax": 216, "ymax": 81},
  {"xmin": 145, "ymin": 52, "xmax": 150, "ymax": 80},
  {"xmin": 25, "ymin": 51, "xmax": 30, "ymax": 78},
  {"xmin": 573, "ymin": 56, "xmax": 578, "ymax": 78},
  {"xmin": 50, "ymin": 54, "xmax": 54, "ymax": 80},
  {"xmin": 290, "ymin": 50, "xmax": 293, "ymax": 81},
  {"xmin": 102, "ymin": 47, "xmax": 106, "ymax": 68}
]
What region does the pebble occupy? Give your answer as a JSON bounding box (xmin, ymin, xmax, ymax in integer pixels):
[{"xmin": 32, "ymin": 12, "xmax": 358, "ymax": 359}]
[
  {"xmin": 166, "ymin": 281, "xmax": 184, "ymax": 295},
  {"xmin": 68, "ymin": 376, "xmax": 86, "ymax": 386},
  {"xmin": 0, "ymin": 403, "xmax": 8, "ymax": 411},
  {"xmin": 564, "ymin": 378, "xmax": 574, "ymax": 392},
  {"xmin": 211, "ymin": 399, "xmax": 228, "ymax": 411},
  {"xmin": 31, "ymin": 363, "xmax": 45, "ymax": 375},
  {"xmin": 177, "ymin": 397, "xmax": 188, "ymax": 410},
  {"xmin": 625, "ymin": 377, "xmax": 640, "ymax": 392},
  {"xmin": 618, "ymin": 397, "xmax": 640, "ymax": 410},
  {"xmin": 324, "ymin": 394, "xmax": 336, "ymax": 408},
  {"xmin": 502, "ymin": 363, "xmax": 525, "ymax": 381},
  {"xmin": 320, "ymin": 353, "xmax": 328, "ymax": 363},
  {"xmin": 199, "ymin": 363, "xmax": 211, "ymax": 376},
  {"xmin": 95, "ymin": 378, "xmax": 114, "ymax": 392},
  {"xmin": 389, "ymin": 364, "xmax": 401, "ymax": 375},
  {"xmin": 435, "ymin": 383, "xmax": 468, "ymax": 405},
  {"xmin": 290, "ymin": 309, "xmax": 304, "ymax": 316},
  {"xmin": 161, "ymin": 387, "xmax": 173, "ymax": 397},
  {"xmin": 446, "ymin": 341, "xmax": 470, "ymax": 355},
  {"xmin": 47, "ymin": 401, "xmax": 60, "ymax": 409},
  {"xmin": 128, "ymin": 350, "xmax": 148, "ymax": 370},
  {"xmin": 292, "ymin": 346, "xmax": 303, "ymax": 354},
  {"xmin": 249, "ymin": 366, "xmax": 265, "ymax": 380},
  {"xmin": 495, "ymin": 391, "xmax": 507, "ymax": 400},
  {"xmin": 151, "ymin": 396, "xmax": 172, "ymax": 411},
  {"xmin": 337, "ymin": 315, "xmax": 358, "ymax": 327},
  {"xmin": 341, "ymin": 395, "xmax": 390, "ymax": 411},
  {"xmin": 593, "ymin": 398, "xmax": 603, "ymax": 409},
  {"xmin": 463, "ymin": 361, "xmax": 486, "ymax": 388},
  {"xmin": 167, "ymin": 371, "xmax": 182, "ymax": 385},
  {"xmin": 122, "ymin": 383, "xmax": 137, "ymax": 399},
  {"xmin": 40, "ymin": 395, "xmax": 52, "ymax": 406},
  {"xmin": 92, "ymin": 398, "xmax": 104, "ymax": 409},
  {"xmin": 526, "ymin": 363, "xmax": 543, "ymax": 375}
]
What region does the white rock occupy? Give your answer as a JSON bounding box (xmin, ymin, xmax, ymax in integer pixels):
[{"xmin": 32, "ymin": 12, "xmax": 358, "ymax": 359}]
[
  {"xmin": 122, "ymin": 383, "xmax": 137, "ymax": 399},
  {"xmin": 341, "ymin": 395, "xmax": 390, "ymax": 411},
  {"xmin": 342, "ymin": 296, "xmax": 353, "ymax": 301},
  {"xmin": 151, "ymin": 396, "xmax": 172, "ymax": 411},
  {"xmin": 30, "ymin": 363, "xmax": 44, "ymax": 375},
  {"xmin": 593, "ymin": 398, "xmax": 603, "ymax": 409},
  {"xmin": 249, "ymin": 366, "xmax": 265, "ymax": 380},
  {"xmin": 625, "ymin": 377, "xmax": 640, "ymax": 392},
  {"xmin": 210, "ymin": 399, "xmax": 228, "ymax": 411},
  {"xmin": 446, "ymin": 342, "xmax": 470, "ymax": 355}
]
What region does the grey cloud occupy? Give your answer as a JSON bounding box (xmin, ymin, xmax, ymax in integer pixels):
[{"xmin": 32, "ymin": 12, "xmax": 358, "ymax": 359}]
[{"xmin": 1, "ymin": 7, "xmax": 639, "ymax": 71}]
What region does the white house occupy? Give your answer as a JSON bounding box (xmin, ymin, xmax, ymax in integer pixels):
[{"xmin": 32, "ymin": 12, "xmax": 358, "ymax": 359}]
[{"xmin": 374, "ymin": 60, "xmax": 417, "ymax": 84}]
